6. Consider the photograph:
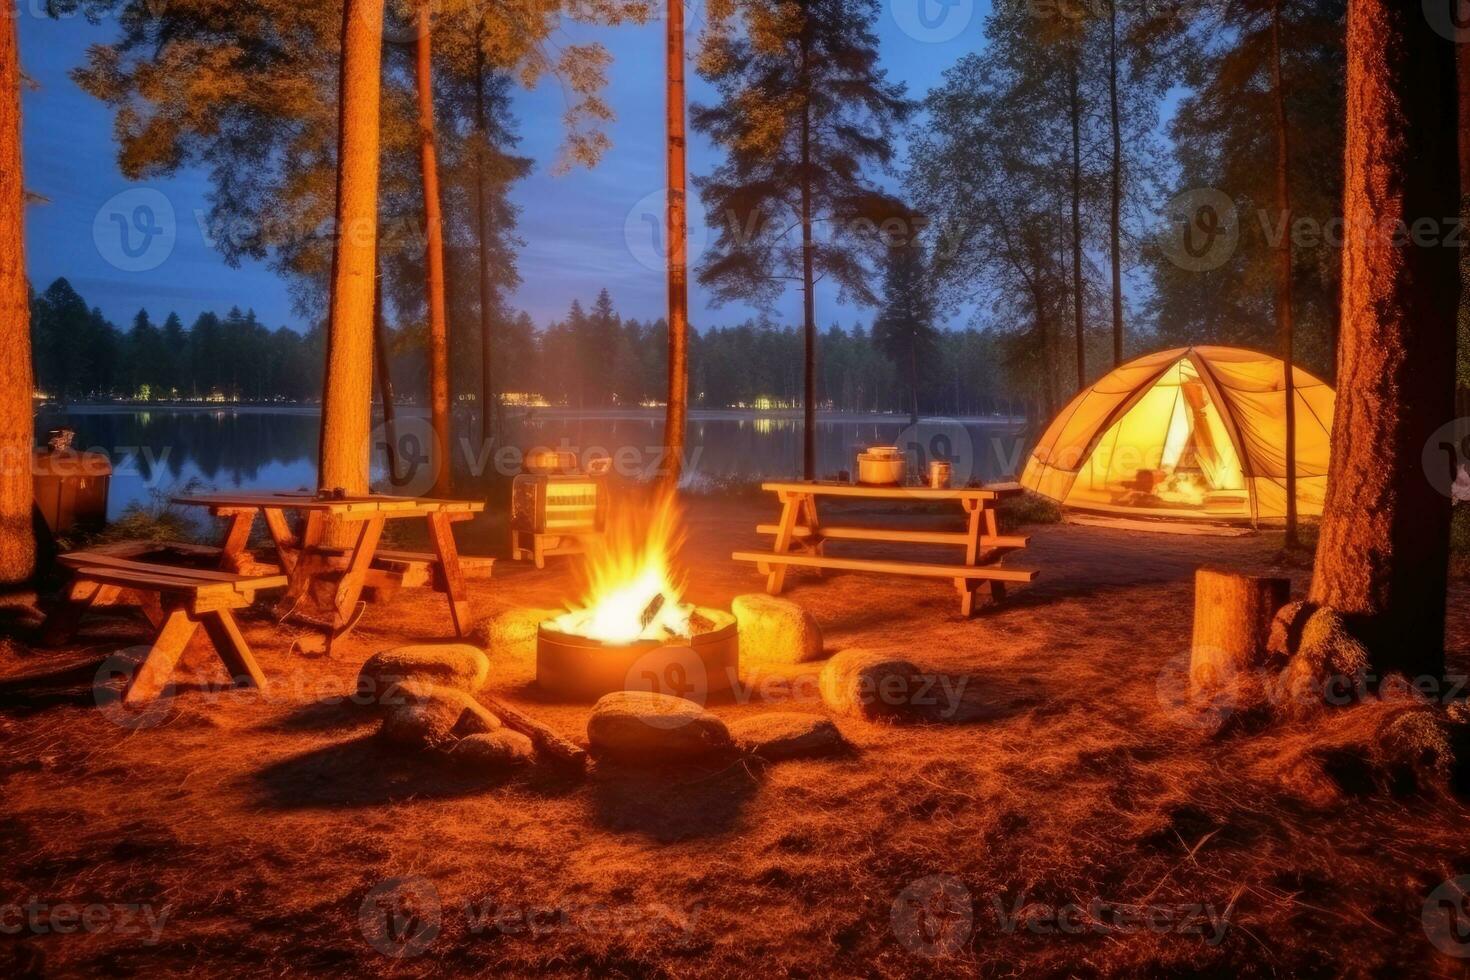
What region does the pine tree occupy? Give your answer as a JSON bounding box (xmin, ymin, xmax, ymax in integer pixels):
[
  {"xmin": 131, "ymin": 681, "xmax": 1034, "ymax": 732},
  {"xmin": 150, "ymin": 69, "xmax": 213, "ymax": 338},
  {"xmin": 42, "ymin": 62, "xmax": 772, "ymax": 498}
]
[
  {"xmin": 0, "ymin": 0, "xmax": 34, "ymax": 584},
  {"xmin": 871, "ymin": 243, "xmax": 937, "ymax": 424},
  {"xmin": 1308, "ymin": 0, "xmax": 1460, "ymax": 682},
  {"xmin": 694, "ymin": 0, "xmax": 913, "ymax": 479}
]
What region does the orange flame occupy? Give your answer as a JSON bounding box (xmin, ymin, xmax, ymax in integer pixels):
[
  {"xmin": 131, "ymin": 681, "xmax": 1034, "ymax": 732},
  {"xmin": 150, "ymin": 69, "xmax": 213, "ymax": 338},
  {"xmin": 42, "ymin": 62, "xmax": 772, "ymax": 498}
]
[{"xmin": 548, "ymin": 490, "xmax": 693, "ymax": 644}]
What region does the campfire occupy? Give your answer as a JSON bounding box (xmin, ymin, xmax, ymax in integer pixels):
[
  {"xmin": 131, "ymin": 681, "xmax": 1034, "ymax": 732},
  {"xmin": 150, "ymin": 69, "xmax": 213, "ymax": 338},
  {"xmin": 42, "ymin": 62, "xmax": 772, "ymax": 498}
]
[{"xmin": 537, "ymin": 491, "xmax": 738, "ymax": 700}]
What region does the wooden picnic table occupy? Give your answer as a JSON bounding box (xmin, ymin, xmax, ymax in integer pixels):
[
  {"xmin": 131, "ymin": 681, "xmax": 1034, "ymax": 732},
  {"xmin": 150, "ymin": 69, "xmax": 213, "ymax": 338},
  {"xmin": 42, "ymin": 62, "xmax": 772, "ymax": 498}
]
[
  {"xmin": 732, "ymin": 481, "xmax": 1038, "ymax": 617},
  {"xmin": 172, "ymin": 491, "xmax": 487, "ymax": 642}
]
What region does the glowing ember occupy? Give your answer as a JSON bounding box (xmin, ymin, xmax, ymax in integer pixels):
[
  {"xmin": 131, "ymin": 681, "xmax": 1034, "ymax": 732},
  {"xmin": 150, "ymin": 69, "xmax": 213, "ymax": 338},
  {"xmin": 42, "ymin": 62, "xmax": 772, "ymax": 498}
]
[{"xmin": 547, "ymin": 490, "xmax": 697, "ymax": 644}]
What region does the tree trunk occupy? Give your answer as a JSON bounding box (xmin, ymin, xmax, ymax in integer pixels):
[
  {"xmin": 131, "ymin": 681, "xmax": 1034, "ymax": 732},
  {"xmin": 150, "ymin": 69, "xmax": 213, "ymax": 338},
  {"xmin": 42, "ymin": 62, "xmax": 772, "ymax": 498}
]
[
  {"xmin": 0, "ymin": 2, "xmax": 33, "ymax": 585},
  {"xmin": 1271, "ymin": 0, "xmax": 1300, "ymax": 549},
  {"xmin": 799, "ymin": 35, "xmax": 817, "ymax": 481},
  {"xmin": 1108, "ymin": 0, "xmax": 1124, "ymax": 368},
  {"xmin": 908, "ymin": 340, "xmax": 919, "ymax": 425},
  {"xmin": 319, "ymin": 0, "xmax": 385, "ymax": 517},
  {"xmin": 373, "ymin": 256, "xmax": 400, "ymax": 485},
  {"xmin": 474, "ymin": 41, "xmax": 496, "ymax": 448},
  {"xmin": 663, "ymin": 0, "xmax": 690, "ymax": 491},
  {"xmin": 1458, "ymin": 37, "xmax": 1470, "ymax": 400},
  {"xmin": 1190, "ymin": 568, "xmax": 1290, "ymax": 692},
  {"xmin": 415, "ymin": 1, "xmax": 451, "ymax": 497},
  {"xmin": 1068, "ymin": 56, "xmax": 1086, "ymax": 392},
  {"xmin": 1308, "ymin": 0, "xmax": 1460, "ymax": 683}
]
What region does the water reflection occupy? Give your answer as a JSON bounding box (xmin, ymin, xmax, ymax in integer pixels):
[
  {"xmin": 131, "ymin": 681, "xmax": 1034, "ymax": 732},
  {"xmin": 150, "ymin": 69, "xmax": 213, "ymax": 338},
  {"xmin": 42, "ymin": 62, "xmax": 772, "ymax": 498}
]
[{"xmin": 36, "ymin": 407, "xmax": 1026, "ymax": 519}]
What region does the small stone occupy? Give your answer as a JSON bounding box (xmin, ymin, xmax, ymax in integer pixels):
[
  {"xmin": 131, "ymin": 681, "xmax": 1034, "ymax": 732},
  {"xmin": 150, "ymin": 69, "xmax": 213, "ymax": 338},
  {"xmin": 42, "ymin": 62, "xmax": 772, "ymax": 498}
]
[
  {"xmin": 471, "ymin": 607, "xmax": 559, "ymax": 661},
  {"xmin": 819, "ymin": 649, "xmax": 924, "ymax": 721},
  {"xmin": 451, "ymin": 730, "xmax": 536, "ymax": 769},
  {"xmin": 378, "ymin": 683, "xmax": 501, "ymax": 750},
  {"xmin": 358, "ymin": 644, "xmax": 489, "ymax": 702},
  {"xmin": 729, "ymin": 713, "xmax": 849, "ymax": 761},
  {"xmin": 732, "ymin": 594, "xmax": 824, "ymax": 664},
  {"xmin": 1375, "ymin": 707, "xmax": 1454, "ymax": 794},
  {"xmin": 586, "ymin": 691, "xmax": 733, "ymax": 763}
]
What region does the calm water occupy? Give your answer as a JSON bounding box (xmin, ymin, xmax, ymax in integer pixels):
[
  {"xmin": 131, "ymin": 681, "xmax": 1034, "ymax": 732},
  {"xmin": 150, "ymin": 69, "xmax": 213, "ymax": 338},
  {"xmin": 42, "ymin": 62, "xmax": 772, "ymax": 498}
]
[{"xmin": 35, "ymin": 406, "xmax": 1029, "ymax": 520}]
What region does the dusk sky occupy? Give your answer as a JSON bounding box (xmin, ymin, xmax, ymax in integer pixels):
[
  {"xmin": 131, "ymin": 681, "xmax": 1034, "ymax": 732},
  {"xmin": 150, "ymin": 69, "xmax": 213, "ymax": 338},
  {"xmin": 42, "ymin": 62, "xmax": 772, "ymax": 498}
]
[{"xmin": 18, "ymin": 0, "xmax": 996, "ymax": 335}]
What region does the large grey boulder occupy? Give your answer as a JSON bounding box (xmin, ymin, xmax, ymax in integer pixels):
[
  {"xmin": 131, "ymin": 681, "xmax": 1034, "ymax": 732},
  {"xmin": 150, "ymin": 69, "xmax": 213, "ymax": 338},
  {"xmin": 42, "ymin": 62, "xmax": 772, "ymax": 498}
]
[
  {"xmin": 586, "ymin": 691, "xmax": 733, "ymax": 763},
  {"xmin": 819, "ymin": 649, "xmax": 924, "ymax": 721},
  {"xmin": 471, "ymin": 607, "xmax": 559, "ymax": 661},
  {"xmin": 378, "ymin": 682, "xmax": 501, "ymax": 750},
  {"xmin": 451, "ymin": 730, "xmax": 537, "ymax": 770}
]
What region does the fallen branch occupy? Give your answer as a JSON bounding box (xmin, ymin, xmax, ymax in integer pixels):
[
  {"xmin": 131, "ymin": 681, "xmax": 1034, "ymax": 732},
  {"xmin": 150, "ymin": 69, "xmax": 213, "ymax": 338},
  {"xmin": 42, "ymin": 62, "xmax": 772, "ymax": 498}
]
[{"xmin": 479, "ymin": 694, "xmax": 587, "ymax": 771}]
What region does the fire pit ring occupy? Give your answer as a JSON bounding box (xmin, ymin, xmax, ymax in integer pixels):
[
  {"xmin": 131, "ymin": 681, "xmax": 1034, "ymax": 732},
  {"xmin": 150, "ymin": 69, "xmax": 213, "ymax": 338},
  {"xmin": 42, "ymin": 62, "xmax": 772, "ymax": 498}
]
[{"xmin": 536, "ymin": 609, "xmax": 739, "ymax": 702}]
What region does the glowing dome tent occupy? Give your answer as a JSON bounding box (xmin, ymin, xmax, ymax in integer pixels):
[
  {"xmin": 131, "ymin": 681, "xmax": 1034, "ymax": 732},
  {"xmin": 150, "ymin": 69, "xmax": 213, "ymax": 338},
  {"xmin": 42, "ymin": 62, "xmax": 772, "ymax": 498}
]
[{"xmin": 1021, "ymin": 347, "xmax": 1335, "ymax": 522}]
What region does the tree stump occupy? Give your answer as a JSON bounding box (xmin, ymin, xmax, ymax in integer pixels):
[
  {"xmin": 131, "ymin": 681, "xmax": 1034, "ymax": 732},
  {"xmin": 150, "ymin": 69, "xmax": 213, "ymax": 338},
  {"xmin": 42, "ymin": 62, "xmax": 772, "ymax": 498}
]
[{"xmin": 1190, "ymin": 568, "xmax": 1290, "ymax": 693}]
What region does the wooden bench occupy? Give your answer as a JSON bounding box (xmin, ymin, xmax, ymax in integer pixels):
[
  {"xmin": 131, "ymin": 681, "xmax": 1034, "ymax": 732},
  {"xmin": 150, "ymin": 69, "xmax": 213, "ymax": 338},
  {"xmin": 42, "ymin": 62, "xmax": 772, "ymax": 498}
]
[
  {"xmin": 735, "ymin": 481, "xmax": 1039, "ymax": 616},
  {"xmin": 43, "ymin": 550, "xmax": 288, "ymax": 704},
  {"xmin": 363, "ymin": 550, "xmax": 495, "ymax": 599},
  {"xmin": 733, "ymin": 551, "xmax": 1038, "ymax": 616}
]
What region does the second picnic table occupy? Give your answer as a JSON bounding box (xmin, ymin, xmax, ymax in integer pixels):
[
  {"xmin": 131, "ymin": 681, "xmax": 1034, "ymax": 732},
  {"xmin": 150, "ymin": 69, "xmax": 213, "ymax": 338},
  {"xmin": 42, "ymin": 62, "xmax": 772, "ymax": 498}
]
[
  {"xmin": 173, "ymin": 491, "xmax": 490, "ymax": 640},
  {"xmin": 732, "ymin": 481, "xmax": 1038, "ymax": 616}
]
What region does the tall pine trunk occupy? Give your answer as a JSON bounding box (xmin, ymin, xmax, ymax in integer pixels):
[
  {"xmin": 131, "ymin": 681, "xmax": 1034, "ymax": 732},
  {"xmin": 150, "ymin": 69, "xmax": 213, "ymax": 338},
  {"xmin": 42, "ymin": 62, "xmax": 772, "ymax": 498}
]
[
  {"xmin": 1068, "ymin": 56, "xmax": 1086, "ymax": 391},
  {"xmin": 373, "ymin": 254, "xmax": 400, "ymax": 484},
  {"xmin": 663, "ymin": 0, "xmax": 690, "ymax": 491},
  {"xmin": 1108, "ymin": 0, "xmax": 1124, "ymax": 367},
  {"xmin": 1271, "ymin": 0, "xmax": 1299, "ymax": 547},
  {"xmin": 415, "ymin": 1, "xmax": 451, "ymax": 497},
  {"xmin": 320, "ymin": 0, "xmax": 385, "ymax": 515},
  {"xmin": 0, "ymin": 1, "xmax": 33, "ymax": 585},
  {"xmin": 474, "ymin": 42, "xmax": 496, "ymax": 448},
  {"xmin": 1308, "ymin": 0, "xmax": 1460, "ymax": 682},
  {"xmin": 799, "ymin": 34, "xmax": 817, "ymax": 481},
  {"xmin": 1458, "ymin": 38, "xmax": 1470, "ymax": 410}
]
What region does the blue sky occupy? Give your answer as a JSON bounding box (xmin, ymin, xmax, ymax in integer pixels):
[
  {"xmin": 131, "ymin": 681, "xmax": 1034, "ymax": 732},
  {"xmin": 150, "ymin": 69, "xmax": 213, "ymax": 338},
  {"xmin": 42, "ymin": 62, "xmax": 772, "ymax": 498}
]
[{"xmin": 18, "ymin": 0, "xmax": 993, "ymax": 333}]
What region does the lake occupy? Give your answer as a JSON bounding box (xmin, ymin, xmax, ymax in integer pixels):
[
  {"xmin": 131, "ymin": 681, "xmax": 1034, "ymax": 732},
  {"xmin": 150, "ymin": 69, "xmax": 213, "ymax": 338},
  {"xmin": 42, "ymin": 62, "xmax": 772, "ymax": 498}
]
[{"xmin": 34, "ymin": 406, "xmax": 1030, "ymax": 520}]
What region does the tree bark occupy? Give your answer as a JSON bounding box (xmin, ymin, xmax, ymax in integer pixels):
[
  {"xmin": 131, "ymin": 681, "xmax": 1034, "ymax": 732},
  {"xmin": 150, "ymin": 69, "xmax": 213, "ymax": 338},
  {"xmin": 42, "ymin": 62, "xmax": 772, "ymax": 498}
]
[
  {"xmin": 1308, "ymin": 0, "xmax": 1460, "ymax": 683},
  {"xmin": 1108, "ymin": 0, "xmax": 1124, "ymax": 368},
  {"xmin": 1458, "ymin": 37, "xmax": 1469, "ymax": 401},
  {"xmin": 1271, "ymin": 0, "xmax": 1300, "ymax": 549},
  {"xmin": 0, "ymin": 1, "xmax": 34, "ymax": 585},
  {"xmin": 474, "ymin": 41, "xmax": 496, "ymax": 448},
  {"xmin": 415, "ymin": 1, "xmax": 451, "ymax": 497},
  {"xmin": 319, "ymin": 0, "xmax": 385, "ymax": 518},
  {"xmin": 1068, "ymin": 55, "xmax": 1086, "ymax": 391},
  {"xmin": 373, "ymin": 255, "xmax": 400, "ymax": 485},
  {"xmin": 663, "ymin": 0, "xmax": 690, "ymax": 491},
  {"xmin": 799, "ymin": 30, "xmax": 817, "ymax": 481},
  {"xmin": 1190, "ymin": 568, "xmax": 1290, "ymax": 692}
]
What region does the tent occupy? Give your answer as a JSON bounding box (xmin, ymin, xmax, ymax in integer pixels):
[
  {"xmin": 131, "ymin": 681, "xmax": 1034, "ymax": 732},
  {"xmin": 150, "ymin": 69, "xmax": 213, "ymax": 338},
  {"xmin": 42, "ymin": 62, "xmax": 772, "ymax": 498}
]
[{"xmin": 1021, "ymin": 346, "xmax": 1335, "ymax": 522}]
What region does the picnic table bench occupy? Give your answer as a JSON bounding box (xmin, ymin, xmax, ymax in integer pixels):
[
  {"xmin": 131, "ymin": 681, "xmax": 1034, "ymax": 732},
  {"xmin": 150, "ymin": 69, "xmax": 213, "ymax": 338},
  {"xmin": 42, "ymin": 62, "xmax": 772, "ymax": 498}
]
[
  {"xmin": 732, "ymin": 481, "xmax": 1038, "ymax": 617},
  {"xmin": 41, "ymin": 541, "xmax": 288, "ymax": 703},
  {"xmin": 173, "ymin": 491, "xmax": 490, "ymax": 644}
]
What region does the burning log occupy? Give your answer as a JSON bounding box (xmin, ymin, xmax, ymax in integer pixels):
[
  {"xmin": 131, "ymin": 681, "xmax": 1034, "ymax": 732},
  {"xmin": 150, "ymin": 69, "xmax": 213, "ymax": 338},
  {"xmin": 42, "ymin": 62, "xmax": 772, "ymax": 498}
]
[
  {"xmin": 478, "ymin": 694, "xmax": 588, "ymax": 770},
  {"xmin": 639, "ymin": 593, "xmax": 666, "ymax": 632}
]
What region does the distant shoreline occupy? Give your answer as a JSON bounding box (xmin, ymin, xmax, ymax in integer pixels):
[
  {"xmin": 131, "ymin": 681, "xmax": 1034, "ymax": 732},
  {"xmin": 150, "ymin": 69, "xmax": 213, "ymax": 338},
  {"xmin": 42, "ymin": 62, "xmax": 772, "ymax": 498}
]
[{"xmin": 36, "ymin": 403, "xmax": 1029, "ymax": 425}]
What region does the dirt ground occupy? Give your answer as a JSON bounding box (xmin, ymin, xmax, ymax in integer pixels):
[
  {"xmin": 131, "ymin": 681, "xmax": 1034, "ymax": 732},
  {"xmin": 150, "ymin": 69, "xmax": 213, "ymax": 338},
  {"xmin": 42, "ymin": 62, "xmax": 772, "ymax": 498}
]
[{"xmin": 1, "ymin": 495, "xmax": 1468, "ymax": 978}]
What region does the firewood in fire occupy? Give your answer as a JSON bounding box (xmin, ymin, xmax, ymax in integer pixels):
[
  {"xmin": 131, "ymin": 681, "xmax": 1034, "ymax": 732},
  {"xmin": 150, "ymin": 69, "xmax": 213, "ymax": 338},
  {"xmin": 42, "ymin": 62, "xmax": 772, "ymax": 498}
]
[
  {"xmin": 688, "ymin": 610, "xmax": 716, "ymax": 635},
  {"xmin": 639, "ymin": 594, "xmax": 666, "ymax": 631}
]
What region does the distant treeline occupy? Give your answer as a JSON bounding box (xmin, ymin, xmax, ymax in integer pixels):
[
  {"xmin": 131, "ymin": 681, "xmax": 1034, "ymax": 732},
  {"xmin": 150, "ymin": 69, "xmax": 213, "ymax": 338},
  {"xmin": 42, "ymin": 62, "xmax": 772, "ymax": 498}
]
[{"xmin": 31, "ymin": 278, "xmax": 1024, "ymax": 416}]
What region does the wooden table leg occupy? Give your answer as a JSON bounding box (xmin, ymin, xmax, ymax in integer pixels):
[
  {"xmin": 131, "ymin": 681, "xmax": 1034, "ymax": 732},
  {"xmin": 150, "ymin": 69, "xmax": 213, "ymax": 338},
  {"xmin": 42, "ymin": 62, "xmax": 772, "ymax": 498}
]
[
  {"xmin": 200, "ymin": 609, "xmax": 267, "ymax": 690},
  {"xmin": 955, "ymin": 579, "xmax": 977, "ymax": 618},
  {"xmin": 124, "ymin": 609, "xmax": 200, "ymax": 704},
  {"xmin": 274, "ymin": 511, "xmax": 327, "ymax": 619},
  {"xmin": 427, "ymin": 512, "xmax": 473, "ymax": 637},
  {"xmin": 217, "ymin": 509, "xmax": 257, "ymax": 573},
  {"xmin": 767, "ymin": 492, "xmax": 803, "ymax": 594},
  {"xmin": 963, "ymin": 499, "xmax": 984, "ymax": 566},
  {"xmin": 331, "ymin": 516, "xmax": 385, "ymax": 630},
  {"xmin": 800, "ymin": 494, "xmax": 825, "ymax": 572},
  {"xmin": 262, "ymin": 507, "xmax": 300, "ymax": 573}
]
